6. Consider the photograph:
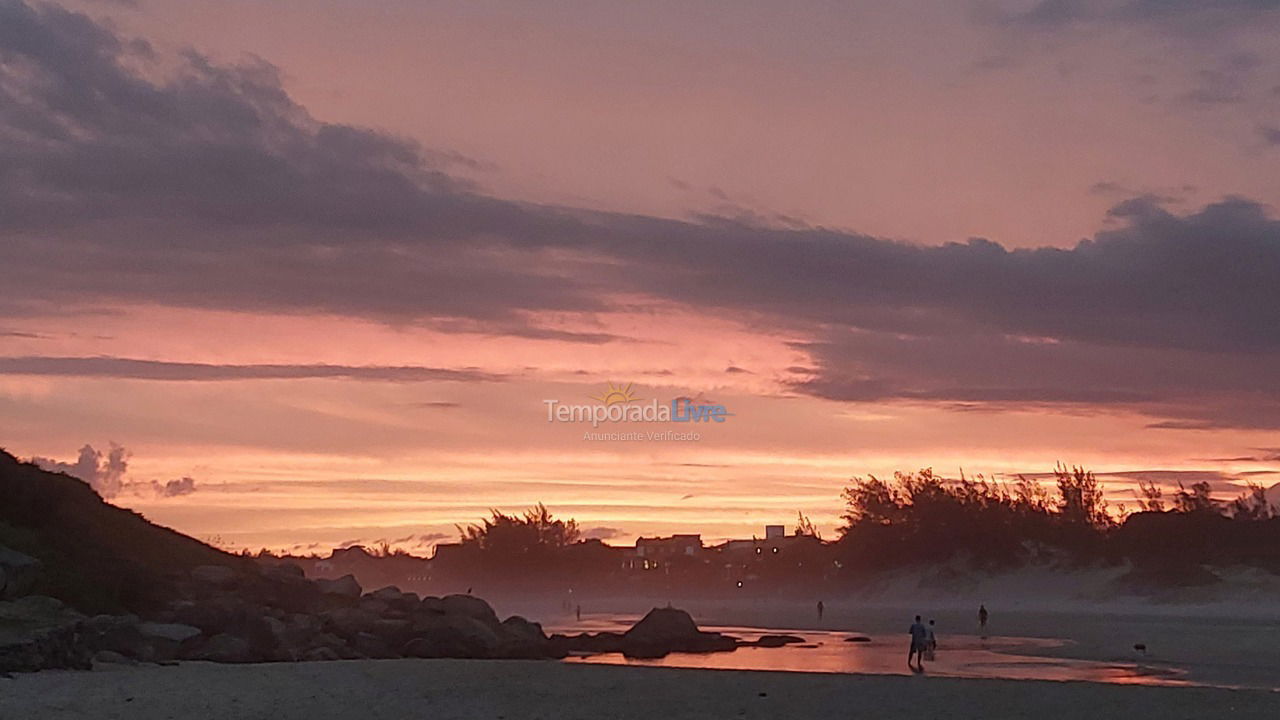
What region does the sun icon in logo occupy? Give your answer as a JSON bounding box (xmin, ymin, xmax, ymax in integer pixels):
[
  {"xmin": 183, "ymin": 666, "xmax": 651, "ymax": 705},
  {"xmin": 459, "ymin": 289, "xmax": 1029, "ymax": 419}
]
[{"xmin": 592, "ymin": 381, "xmax": 640, "ymax": 405}]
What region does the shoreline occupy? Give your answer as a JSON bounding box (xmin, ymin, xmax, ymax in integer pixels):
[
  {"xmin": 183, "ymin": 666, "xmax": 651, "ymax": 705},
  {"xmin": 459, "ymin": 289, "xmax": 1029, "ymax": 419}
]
[
  {"xmin": 534, "ymin": 603, "xmax": 1280, "ymax": 692},
  {"xmin": 3, "ymin": 658, "xmax": 1276, "ymax": 720}
]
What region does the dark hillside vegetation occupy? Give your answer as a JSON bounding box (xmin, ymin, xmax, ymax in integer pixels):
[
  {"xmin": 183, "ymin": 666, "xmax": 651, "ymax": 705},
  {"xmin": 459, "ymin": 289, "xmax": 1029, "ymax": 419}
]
[{"xmin": 0, "ymin": 449, "xmax": 245, "ymax": 614}]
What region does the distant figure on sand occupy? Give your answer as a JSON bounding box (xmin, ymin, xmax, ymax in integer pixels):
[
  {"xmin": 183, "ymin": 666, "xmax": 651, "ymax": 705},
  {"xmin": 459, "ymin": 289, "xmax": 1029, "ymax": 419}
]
[
  {"xmin": 908, "ymin": 615, "xmax": 928, "ymax": 671},
  {"xmin": 978, "ymin": 604, "xmax": 988, "ymax": 634},
  {"xmin": 576, "ymin": 604, "xmax": 582, "ymax": 621},
  {"xmin": 817, "ymin": 600, "xmax": 824, "ymax": 621},
  {"xmin": 925, "ymin": 619, "xmax": 937, "ymax": 661}
]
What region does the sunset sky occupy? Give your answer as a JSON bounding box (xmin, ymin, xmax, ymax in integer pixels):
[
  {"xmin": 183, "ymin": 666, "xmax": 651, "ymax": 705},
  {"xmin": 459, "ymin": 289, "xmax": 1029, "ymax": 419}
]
[{"xmin": 2, "ymin": 0, "xmax": 1279, "ymax": 554}]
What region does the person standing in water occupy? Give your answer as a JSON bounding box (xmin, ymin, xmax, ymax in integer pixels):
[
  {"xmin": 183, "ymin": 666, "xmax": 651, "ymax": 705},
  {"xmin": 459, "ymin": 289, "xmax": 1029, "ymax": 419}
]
[{"xmin": 908, "ymin": 615, "xmax": 928, "ymax": 671}]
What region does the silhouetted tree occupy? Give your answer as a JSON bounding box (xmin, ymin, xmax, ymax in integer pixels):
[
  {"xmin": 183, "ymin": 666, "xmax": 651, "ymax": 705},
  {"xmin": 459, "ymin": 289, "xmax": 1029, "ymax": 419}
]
[
  {"xmin": 1054, "ymin": 464, "xmax": 1110, "ymax": 528},
  {"xmin": 839, "ymin": 474, "xmax": 904, "ymax": 530},
  {"xmin": 1229, "ymin": 482, "xmax": 1275, "ymax": 521},
  {"xmin": 794, "ymin": 511, "xmax": 822, "ymax": 540},
  {"xmin": 1172, "ymin": 481, "xmax": 1216, "ymax": 514},
  {"xmin": 457, "ymin": 503, "xmax": 580, "ymax": 573},
  {"xmin": 1136, "ymin": 479, "xmax": 1165, "ymax": 513}
]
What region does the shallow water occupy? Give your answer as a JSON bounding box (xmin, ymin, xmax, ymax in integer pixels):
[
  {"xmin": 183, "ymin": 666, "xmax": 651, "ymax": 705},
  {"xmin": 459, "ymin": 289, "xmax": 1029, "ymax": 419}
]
[{"xmin": 555, "ymin": 616, "xmax": 1192, "ymax": 687}]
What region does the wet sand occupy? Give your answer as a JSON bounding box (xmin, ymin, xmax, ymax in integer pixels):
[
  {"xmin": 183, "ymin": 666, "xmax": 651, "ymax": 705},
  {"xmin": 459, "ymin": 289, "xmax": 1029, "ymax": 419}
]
[
  {"xmin": 525, "ymin": 598, "xmax": 1280, "ymax": 691},
  {"xmin": 564, "ymin": 624, "xmax": 1194, "ymax": 687},
  {"xmin": 2, "ymin": 658, "xmax": 1276, "ymax": 720}
]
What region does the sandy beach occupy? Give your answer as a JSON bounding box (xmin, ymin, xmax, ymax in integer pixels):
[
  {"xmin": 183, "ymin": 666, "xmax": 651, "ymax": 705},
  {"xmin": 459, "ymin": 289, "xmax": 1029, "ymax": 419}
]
[{"xmin": 3, "ymin": 658, "xmax": 1276, "ymax": 720}]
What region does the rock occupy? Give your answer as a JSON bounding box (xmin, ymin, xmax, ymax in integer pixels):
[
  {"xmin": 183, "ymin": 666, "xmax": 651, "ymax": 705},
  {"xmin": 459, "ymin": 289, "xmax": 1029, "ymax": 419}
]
[
  {"xmin": 402, "ymin": 615, "xmax": 500, "ymax": 659},
  {"xmin": 371, "ymin": 618, "xmax": 411, "ymax": 641},
  {"xmin": 625, "ymin": 607, "xmax": 699, "ymax": 643},
  {"xmin": 304, "ymin": 631, "xmax": 358, "ymax": 658},
  {"xmin": 263, "ymin": 615, "xmax": 288, "ymax": 640},
  {"xmin": 263, "ymin": 615, "xmax": 319, "ymax": 661},
  {"xmin": 352, "ymin": 632, "xmax": 395, "ymax": 659},
  {"xmin": 844, "ymin": 635, "xmax": 871, "ymax": 643},
  {"xmin": 0, "ymin": 596, "xmax": 89, "ymax": 673},
  {"xmin": 84, "ymin": 613, "xmax": 140, "ymax": 636},
  {"xmin": 366, "ymin": 586, "xmax": 419, "ymax": 613},
  {"xmin": 358, "ymin": 597, "xmax": 391, "ymax": 616},
  {"xmin": 82, "ymin": 614, "xmax": 146, "ymax": 659},
  {"xmin": 495, "ymin": 616, "xmax": 551, "ymax": 659},
  {"xmin": 9, "ymin": 595, "xmax": 67, "ymax": 615},
  {"xmin": 92, "ymin": 650, "xmax": 135, "ymax": 666},
  {"xmin": 190, "ymin": 565, "xmax": 239, "ymax": 588},
  {"xmin": 747, "ymin": 634, "xmax": 805, "ymax": 648},
  {"xmin": 315, "ymin": 574, "xmax": 362, "ymax": 598},
  {"xmin": 440, "ymin": 594, "xmax": 499, "ymax": 628},
  {"xmin": 419, "ymin": 596, "xmax": 446, "ymax": 615},
  {"xmin": 166, "ymin": 597, "xmax": 240, "ymax": 635},
  {"xmin": 302, "ymin": 646, "xmax": 341, "ymax": 662},
  {"xmin": 137, "ymin": 622, "xmax": 202, "ymax": 644},
  {"xmin": 117, "ymin": 621, "xmax": 202, "ymax": 662},
  {"xmin": 368, "ymin": 586, "xmax": 404, "ymax": 601},
  {"xmin": 263, "ymin": 563, "xmax": 306, "ymax": 581},
  {"xmin": 321, "ymin": 607, "xmax": 383, "ymax": 638},
  {"xmin": 548, "ymin": 631, "xmax": 624, "ymax": 656},
  {"xmin": 621, "ymin": 607, "xmax": 737, "ymax": 658},
  {"xmin": 0, "ymin": 546, "xmax": 41, "ymax": 599},
  {"xmin": 187, "ymin": 633, "xmax": 252, "ymax": 663}
]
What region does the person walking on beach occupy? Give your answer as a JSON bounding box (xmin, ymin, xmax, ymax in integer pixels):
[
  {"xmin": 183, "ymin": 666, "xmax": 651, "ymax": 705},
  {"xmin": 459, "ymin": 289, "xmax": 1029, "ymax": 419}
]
[
  {"xmin": 925, "ymin": 619, "xmax": 937, "ymax": 661},
  {"xmin": 978, "ymin": 604, "xmax": 988, "ymax": 635},
  {"xmin": 908, "ymin": 615, "xmax": 928, "ymax": 671},
  {"xmin": 817, "ymin": 600, "xmax": 824, "ymax": 621}
]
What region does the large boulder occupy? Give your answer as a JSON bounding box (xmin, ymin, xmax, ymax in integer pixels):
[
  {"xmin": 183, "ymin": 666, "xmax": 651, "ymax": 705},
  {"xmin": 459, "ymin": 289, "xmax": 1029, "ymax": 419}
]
[
  {"xmin": 351, "ymin": 632, "xmax": 395, "ymax": 659},
  {"xmin": 621, "ymin": 607, "xmax": 737, "ymax": 658},
  {"xmin": 134, "ymin": 621, "xmax": 202, "ymax": 661},
  {"xmin": 82, "ymin": 613, "xmax": 141, "ymax": 652},
  {"xmin": 315, "ymin": 575, "xmax": 362, "ymax": 598},
  {"xmin": 0, "ymin": 546, "xmax": 41, "ymax": 599},
  {"xmin": 418, "ymin": 596, "xmax": 446, "ymax": 615},
  {"xmin": 440, "ymin": 594, "xmax": 499, "ymax": 628},
  {"xmin": 402, "ymin": 615, "xmax": 500, "ymax": 658},
  {"xmin": 365, "ymin": 586, "xmax": 419, "ymax": 614},
  {"xmin": 255, "ymin": 564, "xmax": 322, "ymax": 614},
  {"xmin": 321, "ymin": 607, "xmax": 383, "ymax": 638},
  {"xmin": 305, "ymin": 632, "xmax": 358, "ymax": 660},
  {"xmin": 0, "ymin": 596, "xmax": 89, "ymax": 673},
  {"xmin": 494, "ymin": 616, "xmax": 551, "ymax": 659},
  {"xmin": 165, "ymin": 597, "xmax": 275, "ymax": 655},
  {"xmin": 625, "ymin": 607, "xmax": 699, "ymax": 643}
]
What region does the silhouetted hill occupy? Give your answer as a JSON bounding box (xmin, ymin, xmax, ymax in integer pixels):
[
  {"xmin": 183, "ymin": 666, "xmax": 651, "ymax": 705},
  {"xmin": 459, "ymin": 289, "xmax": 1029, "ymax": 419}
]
[{"xmin": 0, "ymin": 449, "xmax": 246, "ymax": 614}]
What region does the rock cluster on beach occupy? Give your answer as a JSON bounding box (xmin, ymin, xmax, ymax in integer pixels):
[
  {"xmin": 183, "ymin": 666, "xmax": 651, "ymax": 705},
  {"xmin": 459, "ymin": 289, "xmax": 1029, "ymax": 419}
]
[
  {"xmin": 0, "ymin": 560, "xmax": 560, "ymax": 672},
  {"xmin": 0, "ymin": 556, "xmax": 774, "ymax": 672}
]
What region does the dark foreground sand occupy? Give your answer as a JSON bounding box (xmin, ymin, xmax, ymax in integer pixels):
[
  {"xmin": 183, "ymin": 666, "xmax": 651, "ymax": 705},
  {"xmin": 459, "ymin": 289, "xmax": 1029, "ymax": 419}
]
[{"xmin": 2, "ymin": 659, "xmax": 1276, "ymax": 720}]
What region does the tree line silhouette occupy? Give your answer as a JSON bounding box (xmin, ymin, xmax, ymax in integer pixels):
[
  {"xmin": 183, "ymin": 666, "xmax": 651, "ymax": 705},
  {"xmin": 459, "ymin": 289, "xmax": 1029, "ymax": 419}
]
[{"xmin": 268, "ymin": 465, "xmax": 1280, "ymax": 594}]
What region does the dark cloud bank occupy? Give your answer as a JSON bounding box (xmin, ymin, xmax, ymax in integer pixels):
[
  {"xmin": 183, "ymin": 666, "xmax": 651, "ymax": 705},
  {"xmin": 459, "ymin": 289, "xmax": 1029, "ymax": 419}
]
[{"xmin": 2, "ymin": 1, "xmax": 1279, "ymax": 428}]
